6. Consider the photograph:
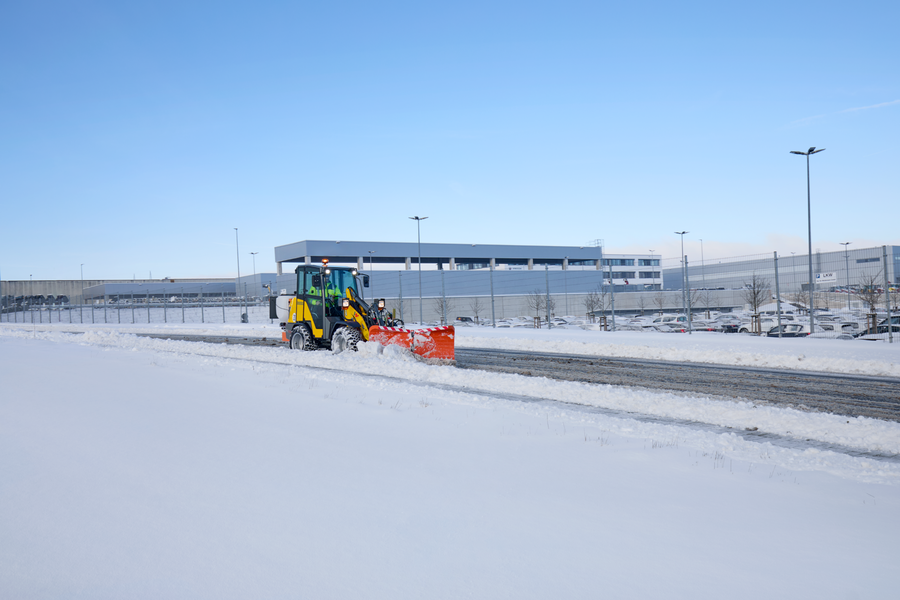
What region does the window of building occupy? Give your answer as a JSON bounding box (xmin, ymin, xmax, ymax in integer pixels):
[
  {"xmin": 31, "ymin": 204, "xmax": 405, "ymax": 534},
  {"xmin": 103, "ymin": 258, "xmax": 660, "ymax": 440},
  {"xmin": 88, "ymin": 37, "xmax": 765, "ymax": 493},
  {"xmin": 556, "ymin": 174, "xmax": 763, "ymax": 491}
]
[
  {"xmin": 639, "ymin": 271, "xmax": 660, "ymax": 279},
  {"xmin": 609, "ymin": 271, "xmax": 635, "ymax": 279},
  {"xmin": 602, "ymin": 259, "xmax": 635, "ymax": 266},
  {"xmin": 638, "ymin": 259, "xmax": 660, "ymax": 266},
  {"xmin": 856, "ymin": 257, "xmax": 880, "ymax": 264}
]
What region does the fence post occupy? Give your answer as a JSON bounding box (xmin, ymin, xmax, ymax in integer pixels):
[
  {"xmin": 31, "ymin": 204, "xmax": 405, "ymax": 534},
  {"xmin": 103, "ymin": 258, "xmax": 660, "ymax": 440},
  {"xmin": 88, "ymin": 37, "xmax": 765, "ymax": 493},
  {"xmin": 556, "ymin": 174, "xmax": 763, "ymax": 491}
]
[
  {"xmin": 398, "ymin": 272, "xmax": 403, "ymax": 323},
  {"xmin": 884, "ymin": 246, "xmax": 893, "ymax": 344},
  {"xmin": 774, "ymin": 252, "xmax": 782, "ymax": 338},
  {"xmin": 200, "ymin": 286, "xmax": 205, "ymax": 323},
  {"xmin": 490, "ymin": 260, "xmax": 496, "ymax": 328},
  {"xmin": 131, "ymin": 293, "xmax": 135, "ymax": 323},
  {"xmin": 441, "ymin": 269, "xmax": 447, "ymax": 325},
  {"xmin": 685, "ymin": 257, "xmax": 692, "ymax": 335},
  {"xmin": 545, "ymin": 265, "xmax": 551, "ymax": 328},
  {"xmin": 181, "ymin": 288, "xmax": 185, "ymax": 323},
  {"xmin": 147, "ymin": 290, "xmax": 150, "ymax": 323},
  {"xmin": 610, "ymin": 264, "xmax": 616, "ymax": 332},
  {"xmin": 163, "ymin": 290, "xmax": 167, "ymax": 323}
]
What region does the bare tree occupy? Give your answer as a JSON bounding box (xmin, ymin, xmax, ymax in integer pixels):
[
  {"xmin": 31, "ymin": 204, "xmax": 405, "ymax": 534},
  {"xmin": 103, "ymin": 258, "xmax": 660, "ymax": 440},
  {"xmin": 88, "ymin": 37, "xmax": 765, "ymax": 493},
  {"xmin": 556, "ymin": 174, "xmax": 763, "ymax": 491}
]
[
  {"xmin": 583, "ymin": 285, "xmax": 609, "ymax": 321},
  {"xmin": 741, "ymin": 272, "xmax": 771, "ymax": 314},
  {"xmin": 431, "ymin": 297, "xmax": 455, "ymax": 325},
  {"xmin": 786, "ymin": 291, "xmax": 810, "ymax": 313},
  {"xmin": 526, "ymin": 290, "xmax": 545, "ymax": 318},
  {"xmin": 546, "ymin": 295, "xmax": 556, "ymax": 319},
  {"xmin": 469, "ymin": 297, "xmax": 485, "ymax": 324},
  {"xmin": 856, "ymin": 271, "xmax": 884, "ymax": 314},
  {"xmin": 636, "ymin": 294, "xmax": 647, "ymax": 316},
  {"xmin": 688, "ymin": 288, "xmax": 703, "ymax": 316},
  {"xmin": 698, "ymin": 288, "xmax": 715, "ymax": 317},
  {"xmin": 653, "ymin": 290, "xmax": 668, "ymax": 315},
  {"xmin": 583, "ymin": 289, "xmax": 601, "ymax": 321}
]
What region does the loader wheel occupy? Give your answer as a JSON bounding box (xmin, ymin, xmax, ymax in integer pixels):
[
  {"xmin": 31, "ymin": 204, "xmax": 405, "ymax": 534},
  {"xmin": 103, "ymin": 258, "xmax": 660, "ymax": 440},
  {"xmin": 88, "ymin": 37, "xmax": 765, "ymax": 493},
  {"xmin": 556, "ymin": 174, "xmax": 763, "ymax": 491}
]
[
  {"xmin": 332, "ymin": 327, "xmax": 362, "ymax": 354},
  {"xmin": 290, "ymin": 325, "xmax": 315, "ymax": 351}
]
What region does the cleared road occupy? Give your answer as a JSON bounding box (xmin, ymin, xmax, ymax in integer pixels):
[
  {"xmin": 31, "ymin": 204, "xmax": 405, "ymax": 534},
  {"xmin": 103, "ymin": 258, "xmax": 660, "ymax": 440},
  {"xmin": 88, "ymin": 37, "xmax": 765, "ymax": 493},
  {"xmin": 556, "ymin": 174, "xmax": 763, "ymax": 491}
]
[
  {"xmin": 456, "ymin": 348, "xmax": 900, "ymax": 422},
  {"xmin": 135, "ymin": 334, "xmax": 900, "ymax": 422}
]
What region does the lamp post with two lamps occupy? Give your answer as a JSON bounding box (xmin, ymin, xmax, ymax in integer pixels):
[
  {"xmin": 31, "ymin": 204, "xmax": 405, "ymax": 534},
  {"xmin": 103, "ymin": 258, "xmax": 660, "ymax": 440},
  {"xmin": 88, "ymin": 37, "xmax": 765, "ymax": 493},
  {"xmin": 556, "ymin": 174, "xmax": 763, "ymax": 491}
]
[
  {"xmin": 250, "ymin": 252, "xmax": 258, "ymax": 303},
  {"xmin": 790, "ymin": 146, "xmax": 825, "ymax": 332},
  {"xmin": 409, "ymin": 216, "xmax": 427, "ymax": 324},
  {"xmin": 368, "ymin": 251, "xmax": 376, "ymax": 299},
  {"xmin": 840, "ymin": 242, "xmax": 851, "ymax": 312},
  {"xmin": 675, "ymin": 232, "xmax": 688, "ymax": 319},
  {"xmin": 234, "ymin": 228, "xmax": 242, "ymax": 314}
]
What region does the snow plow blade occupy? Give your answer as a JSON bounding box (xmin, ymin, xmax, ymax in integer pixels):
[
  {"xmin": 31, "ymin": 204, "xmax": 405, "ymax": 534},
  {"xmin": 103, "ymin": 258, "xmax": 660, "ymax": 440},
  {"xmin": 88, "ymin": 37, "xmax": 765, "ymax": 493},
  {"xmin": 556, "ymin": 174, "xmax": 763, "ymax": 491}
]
[{"xmin": 368, "ymin": 325, "xmax": 455, "ymax": 363}]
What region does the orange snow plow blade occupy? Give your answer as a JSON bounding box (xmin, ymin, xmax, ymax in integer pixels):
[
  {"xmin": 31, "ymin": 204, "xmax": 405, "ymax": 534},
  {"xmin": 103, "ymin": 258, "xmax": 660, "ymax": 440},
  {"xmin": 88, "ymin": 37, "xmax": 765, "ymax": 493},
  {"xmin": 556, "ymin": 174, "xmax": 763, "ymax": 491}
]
[{"xmin": 368, "ymin": 325, "xmax": 455, "ymax": 363}]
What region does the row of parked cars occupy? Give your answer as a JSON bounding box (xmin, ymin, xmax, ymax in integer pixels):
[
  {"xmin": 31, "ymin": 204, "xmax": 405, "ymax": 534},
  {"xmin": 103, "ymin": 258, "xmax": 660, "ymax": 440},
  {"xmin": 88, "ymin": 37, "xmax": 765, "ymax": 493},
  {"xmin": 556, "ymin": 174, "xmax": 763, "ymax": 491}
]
[
  {"xmin": 627, "ymin": 311, "xmax": 899, "ymax": 340},
  {"xmin": 453, "ymin": 311, "xmax": 899, "ymax": 341},
  {"xmin": 1, "ymin": 295, "xmax": 70, "ymax": 308}
]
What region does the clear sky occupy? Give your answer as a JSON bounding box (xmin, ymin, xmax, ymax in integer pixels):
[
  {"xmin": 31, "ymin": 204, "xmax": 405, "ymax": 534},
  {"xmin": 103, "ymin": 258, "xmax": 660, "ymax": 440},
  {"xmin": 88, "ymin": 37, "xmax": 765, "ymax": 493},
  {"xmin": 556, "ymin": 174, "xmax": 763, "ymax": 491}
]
[{"xmin": 2, "ymin": 0, "xmax": 898, "ymax": 280}]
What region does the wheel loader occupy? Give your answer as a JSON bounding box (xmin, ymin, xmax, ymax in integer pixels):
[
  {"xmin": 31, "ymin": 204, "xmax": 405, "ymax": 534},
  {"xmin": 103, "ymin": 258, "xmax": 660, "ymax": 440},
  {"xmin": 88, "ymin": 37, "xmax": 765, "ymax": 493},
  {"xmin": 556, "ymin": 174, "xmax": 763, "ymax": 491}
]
[{"xmin": 271, "ymin": 260, "xmax": 455, "ymax": 362}]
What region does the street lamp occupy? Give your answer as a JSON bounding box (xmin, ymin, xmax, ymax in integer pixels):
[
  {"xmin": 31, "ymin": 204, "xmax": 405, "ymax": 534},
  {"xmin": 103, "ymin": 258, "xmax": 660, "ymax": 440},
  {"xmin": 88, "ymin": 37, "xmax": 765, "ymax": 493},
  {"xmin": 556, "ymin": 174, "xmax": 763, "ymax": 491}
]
[
  {"xmin": 675, "ymin": 232, "xmax": 688, "ymax": 318},
  {"xmin": 699, "ymin": 238, "xmax": 706, "ymax": 288},
  {"xmin": 250, "ymin": 252, "xmax": 258, "ymax": 302},
  {"xmin": 234, "ymin": 228, "xmax": 242, "ymax": 314},
  {"xmin": 368, "ymin": 250, "xmax": 376, "ymax": 298},
  {"xmin": 409, "ymin": 216, "xmax": 428, "ymax": 324},
  {"xmin": 790, "ymin": 146, "xmax": 825, "ymax": 332},
  {"xmin": 840, "ymin": 242, "xmax": 852, "ymax": 311}
]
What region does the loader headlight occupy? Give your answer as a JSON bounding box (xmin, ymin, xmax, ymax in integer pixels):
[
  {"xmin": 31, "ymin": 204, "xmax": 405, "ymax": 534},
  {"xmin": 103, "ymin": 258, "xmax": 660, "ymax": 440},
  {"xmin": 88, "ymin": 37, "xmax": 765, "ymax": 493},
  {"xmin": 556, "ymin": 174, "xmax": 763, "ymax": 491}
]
[
  {"xmin": 377, "ymin": 299, "xmax": 385, "ymax": 309},
  {"xmin": 342, "ymin": 298, "xmax": 350, "ymax": 309},
  {"xmin": 351, "ymin": 269, "xmax": 358, "ymax": 276},
  {"xmin": 325, "ymin": 268, "xmax": 331, "ymax": 275}
]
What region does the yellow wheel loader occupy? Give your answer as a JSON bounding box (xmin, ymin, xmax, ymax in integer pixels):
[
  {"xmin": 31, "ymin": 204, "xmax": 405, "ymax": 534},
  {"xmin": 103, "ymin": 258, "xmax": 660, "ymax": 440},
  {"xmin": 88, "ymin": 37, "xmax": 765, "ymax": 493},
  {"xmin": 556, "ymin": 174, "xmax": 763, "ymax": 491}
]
[
  {"xmin": 271, "ymin": 260, "xmax": 455, "ymax": 361},
  {"xmin": 272, "ymin": 261, "xmax": 376, "ymax": 352}
]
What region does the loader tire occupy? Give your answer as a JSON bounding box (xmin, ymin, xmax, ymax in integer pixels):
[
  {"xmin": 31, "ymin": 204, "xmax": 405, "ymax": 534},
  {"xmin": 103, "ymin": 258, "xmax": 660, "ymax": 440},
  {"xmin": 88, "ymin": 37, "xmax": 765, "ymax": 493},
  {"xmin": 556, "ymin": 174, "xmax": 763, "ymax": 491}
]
[
  {"xmin": 332, "ymin": 326, "xmax": 361, "ymax": 354},
  {"xmin": 290, "ymin": 325, "xmax": 316, "ymax": 351}
]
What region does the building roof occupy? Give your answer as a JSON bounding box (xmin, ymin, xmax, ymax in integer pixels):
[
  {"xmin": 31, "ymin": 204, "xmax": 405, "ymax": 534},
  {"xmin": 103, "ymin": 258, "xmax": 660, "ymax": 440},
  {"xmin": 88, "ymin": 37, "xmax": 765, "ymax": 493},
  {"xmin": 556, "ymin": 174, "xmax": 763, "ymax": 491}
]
[{"xmin": 274, "ymin": 240, "xmax": 611, "ymax": 266}]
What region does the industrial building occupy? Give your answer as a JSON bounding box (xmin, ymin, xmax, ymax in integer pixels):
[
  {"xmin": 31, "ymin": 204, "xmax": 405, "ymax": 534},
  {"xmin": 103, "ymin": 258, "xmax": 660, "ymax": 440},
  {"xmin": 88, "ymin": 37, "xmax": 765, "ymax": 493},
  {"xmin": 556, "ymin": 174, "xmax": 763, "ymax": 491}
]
[{"xmin": 272, "ymin": 240, "xmax": 661, "ymax": 297}]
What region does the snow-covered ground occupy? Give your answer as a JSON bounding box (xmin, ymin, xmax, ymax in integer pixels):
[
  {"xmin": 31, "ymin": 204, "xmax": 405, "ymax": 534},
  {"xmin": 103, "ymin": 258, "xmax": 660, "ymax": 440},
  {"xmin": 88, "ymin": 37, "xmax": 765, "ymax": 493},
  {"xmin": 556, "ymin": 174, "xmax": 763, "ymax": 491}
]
[{"xmin": 2, "ymin": 322, "xmax": 899, "ymax": 598}]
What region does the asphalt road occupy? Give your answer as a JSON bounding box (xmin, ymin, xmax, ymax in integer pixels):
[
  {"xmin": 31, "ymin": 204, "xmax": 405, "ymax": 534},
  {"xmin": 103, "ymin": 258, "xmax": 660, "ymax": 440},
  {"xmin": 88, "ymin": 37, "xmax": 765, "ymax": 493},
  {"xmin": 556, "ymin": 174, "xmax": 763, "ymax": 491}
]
[
  {"xmin": 136, "ymin": 333, "xmax": 900, "ymax": 422},
  {"xmin": 456, "ymin": 348, "xmax": 900, "ymax": 422}
]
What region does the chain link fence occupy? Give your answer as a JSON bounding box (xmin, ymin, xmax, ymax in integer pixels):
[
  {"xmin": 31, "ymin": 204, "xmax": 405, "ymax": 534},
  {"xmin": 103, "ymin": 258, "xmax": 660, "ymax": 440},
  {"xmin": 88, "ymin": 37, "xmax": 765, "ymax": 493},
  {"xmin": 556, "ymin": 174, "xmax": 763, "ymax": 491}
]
[{"xmin": 1, "ymin": 287, "xmax": 273, "ymax": 325}]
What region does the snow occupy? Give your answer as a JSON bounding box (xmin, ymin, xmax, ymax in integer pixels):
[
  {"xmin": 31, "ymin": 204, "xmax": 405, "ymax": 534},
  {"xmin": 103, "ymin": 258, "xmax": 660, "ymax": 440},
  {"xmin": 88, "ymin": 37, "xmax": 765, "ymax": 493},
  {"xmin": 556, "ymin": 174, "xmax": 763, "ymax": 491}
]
[{"xmin": 2, "ymin": 322, "xmax": 899, "ymax": 598}]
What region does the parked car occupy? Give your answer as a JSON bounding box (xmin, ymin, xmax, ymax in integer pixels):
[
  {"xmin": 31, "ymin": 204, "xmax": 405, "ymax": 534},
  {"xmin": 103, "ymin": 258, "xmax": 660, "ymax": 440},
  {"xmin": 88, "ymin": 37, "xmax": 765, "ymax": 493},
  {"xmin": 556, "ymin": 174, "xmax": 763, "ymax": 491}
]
[
  {"xmin": 738, "ymin": 319, "xmax": 780, "ymax": 334},
  {"xmin": 766, "ymin": 324, "xmax": 811, "ymax": 337}
]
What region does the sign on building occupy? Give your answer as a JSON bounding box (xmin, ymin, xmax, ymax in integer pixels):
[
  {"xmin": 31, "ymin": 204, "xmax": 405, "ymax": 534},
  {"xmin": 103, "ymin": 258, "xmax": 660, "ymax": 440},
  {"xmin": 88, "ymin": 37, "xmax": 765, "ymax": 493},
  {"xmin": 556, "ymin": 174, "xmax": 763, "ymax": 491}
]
[{"xmin": 815, "ymin": 272, "xmax": 837, "ymax": 283}]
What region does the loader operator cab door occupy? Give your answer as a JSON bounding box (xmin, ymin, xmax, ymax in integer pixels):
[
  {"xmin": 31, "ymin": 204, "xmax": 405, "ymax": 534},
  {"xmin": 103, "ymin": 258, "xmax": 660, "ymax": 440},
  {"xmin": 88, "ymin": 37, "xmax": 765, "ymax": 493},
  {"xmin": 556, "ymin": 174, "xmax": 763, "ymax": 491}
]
[{"xmin": 297, "ymin": 267, "xmax": 325, "ymax": 331}]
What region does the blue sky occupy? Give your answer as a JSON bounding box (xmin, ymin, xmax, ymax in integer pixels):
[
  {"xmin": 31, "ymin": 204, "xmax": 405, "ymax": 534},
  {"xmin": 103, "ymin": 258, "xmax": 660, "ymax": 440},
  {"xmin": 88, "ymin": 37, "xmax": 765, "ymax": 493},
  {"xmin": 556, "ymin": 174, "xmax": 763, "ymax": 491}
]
[{"xmin": 2, "ymin": 0, "xmax": 898, "ymax": 280}]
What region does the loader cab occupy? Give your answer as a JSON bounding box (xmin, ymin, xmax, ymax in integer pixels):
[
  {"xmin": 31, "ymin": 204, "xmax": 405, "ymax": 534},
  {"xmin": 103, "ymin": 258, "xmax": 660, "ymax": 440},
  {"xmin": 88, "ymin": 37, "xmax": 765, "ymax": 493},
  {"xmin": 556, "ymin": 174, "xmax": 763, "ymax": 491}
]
[{"xmin": 294, "ymin": 264, "xmax": 369, "ymax": 340}]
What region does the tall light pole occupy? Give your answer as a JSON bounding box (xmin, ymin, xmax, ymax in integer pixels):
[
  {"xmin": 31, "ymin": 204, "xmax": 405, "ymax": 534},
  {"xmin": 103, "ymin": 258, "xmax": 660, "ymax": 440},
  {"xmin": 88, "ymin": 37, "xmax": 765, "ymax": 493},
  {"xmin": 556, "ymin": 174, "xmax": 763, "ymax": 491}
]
[
  {"xmin": 234, "ymin": 228, "xmax": 242, "ymax": 312},
  {"xmin": 675, "ymin": 232, "xmax": 688, "ymax": 317},
  {"xmin": 409, "ymin": 216, "xmax": 428, "ymax": 324},
  {"xmin": 250, "ymin": 252, "xmax": 258, "ymax": 302},
  {"xmin": 699, "ymin": 238, "xmax": 706, "ymax": 288},
  {"xmin": 790, "ymin": 146, "xmax": 825, "ymax": 332},
  {"xmin": 840, "ymin": 242, "xmax": 852, "ymax": 312},
  {"xmin": 79, "ymin": 266, "xmax": 83, "ymax": 321},
  {"xmin": 368, "ymin": 250, "xmax": 376, "ymax": 299}
]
